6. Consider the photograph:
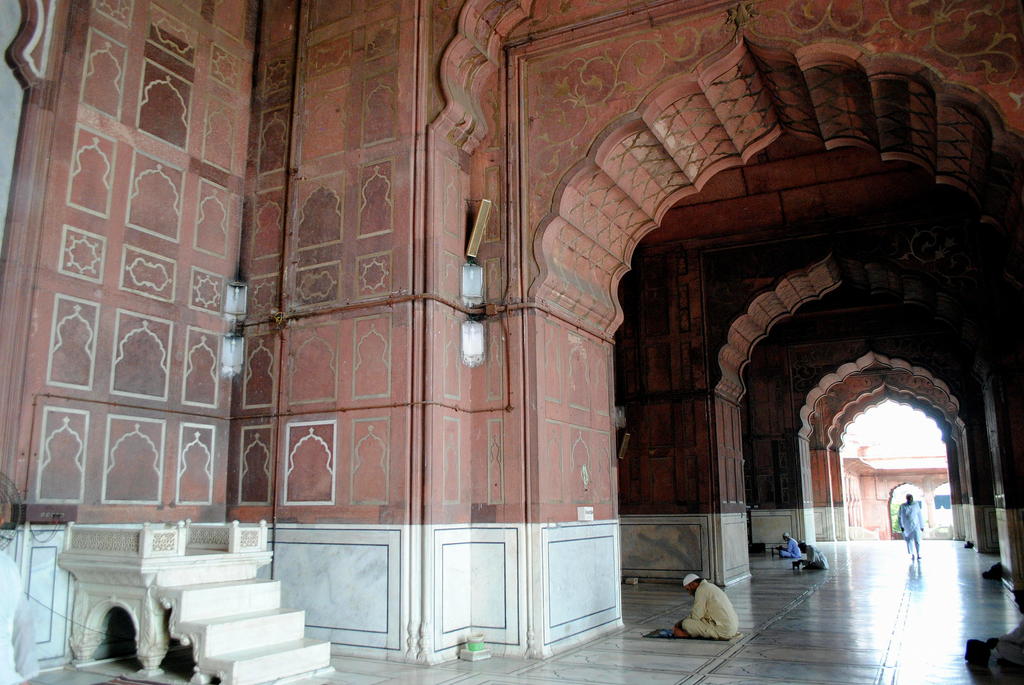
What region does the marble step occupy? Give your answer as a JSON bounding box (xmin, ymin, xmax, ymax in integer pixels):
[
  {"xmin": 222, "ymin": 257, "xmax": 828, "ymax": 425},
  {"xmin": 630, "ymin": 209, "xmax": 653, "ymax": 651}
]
[
  {"xmin": 202, "ymin": 637, "xmax": 332, "ymax": 685},
  {"xmin": 178, "ymin": 608, "xmax": 307, "ymax": 659},
  {"xmin": 160, "ymin": 579, "xmax": 281, "ymax": 623}
]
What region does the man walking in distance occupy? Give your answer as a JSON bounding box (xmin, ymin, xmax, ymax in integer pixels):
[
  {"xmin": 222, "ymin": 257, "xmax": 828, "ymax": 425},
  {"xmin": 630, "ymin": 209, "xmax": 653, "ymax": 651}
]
[
  {"xmin": 898, "ymin": 493, "xmax": 926, "ymax": 560},
  {"xmin": 673, "ymin": 574, "xmax": 740, "ymax": 640}
]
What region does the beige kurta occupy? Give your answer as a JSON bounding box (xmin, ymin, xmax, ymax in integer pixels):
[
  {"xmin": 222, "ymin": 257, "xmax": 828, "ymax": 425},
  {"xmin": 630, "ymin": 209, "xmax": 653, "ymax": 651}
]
[{"xmin": 681, "ymin": 579, "xmax": 739, "ymax": 639}]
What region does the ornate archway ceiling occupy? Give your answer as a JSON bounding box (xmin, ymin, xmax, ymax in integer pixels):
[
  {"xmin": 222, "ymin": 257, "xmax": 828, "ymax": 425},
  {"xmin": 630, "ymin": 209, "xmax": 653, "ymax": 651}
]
[
  {"xmin": 435, "ymin": 1, "xmax": 1024, "ymax": 336},
  {"xmin": 795, "ymin": 351, "xmax": 961, "ymax": 448},
  {"xmin": 527, "ymin": 38, "xmax": 1022, "ymax": 334},
  {"xmin": 715, "ymin": 254, "xmax": 982, "ymax": 403}
]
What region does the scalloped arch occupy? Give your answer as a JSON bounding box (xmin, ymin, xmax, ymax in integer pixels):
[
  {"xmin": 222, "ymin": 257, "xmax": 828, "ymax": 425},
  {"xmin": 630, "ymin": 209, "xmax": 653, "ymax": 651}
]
[
  {"xmin": 715, "ymin": 255, "xmax": 981, "ymax": 403},
  {"xmin": 520, "ymin": 40, "xmax": 1021, "ymax": 337},
  {"xmin": 431, "ymin": 0, "xmax": 533, "ymax": 151},
  {"xmin": 824, "ymin": 384, "xmax": 962, "ymax": 454},
  {"xmin": 799, "ymin": 351, "xmax": 960, "ymax": 441}
]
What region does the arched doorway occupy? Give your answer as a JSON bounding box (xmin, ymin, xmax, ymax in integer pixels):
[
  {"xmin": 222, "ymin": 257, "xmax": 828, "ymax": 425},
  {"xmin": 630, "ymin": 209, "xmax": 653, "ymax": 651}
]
[
  {"xmin": 841, "ymin": 401, "xmax": 950, "ymax": 542},
  {"xmin": 786, "ymin": 351, "xmax": 988, "ymax": 549},
  {"xmin": 520, "ymin": 35, "xmax": 1021, "ymax": 586},
  {"xmin": 422, "ymin": 0, "xmax": 1024, "ymax": 654},
  {"xmin": 889, "ymin": 483, "xmax": 926, "ymax": 541}
]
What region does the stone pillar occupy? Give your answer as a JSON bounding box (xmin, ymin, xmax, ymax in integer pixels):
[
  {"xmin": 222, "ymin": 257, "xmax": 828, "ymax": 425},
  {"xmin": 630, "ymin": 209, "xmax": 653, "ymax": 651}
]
[
  {"xmin": 809, "ymin": 445, "xmax": 845, "ymax": 541},
  {"xmin": 985, "ymin": 364, "xmax": 1024, "ymax": 591},
  {"xmin": 712, "ymin": 394, "xmax": 750, "ymax": 586},
  {"xmin": 962, "ymin": 417, "xmax": 999, "ymax": 552}
]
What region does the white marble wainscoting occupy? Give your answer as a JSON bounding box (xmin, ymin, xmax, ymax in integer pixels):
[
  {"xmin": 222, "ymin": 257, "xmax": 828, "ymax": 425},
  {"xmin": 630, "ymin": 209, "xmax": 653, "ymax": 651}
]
[
  {"xmin": 271, "ymin": 524, "xmax": 404, "ymax": 655},
  {"xmin": 538, "ymin": 520, "xmax": 622, "ymax": 656},
  {"xmin": 972, "ymin": 504, "xmax": 1000, "ymax": 554},
  {"xmin": 432, "ymin": 525, "xmax": 523, "ymax": 658},
  {"xmin": 814, "ymin": 506, "xmax": 848, "ymax": 541},
  {"xmin": 800, "ymin": 505, "xmax": 817, "ymax": 545},
  {"xmin": 714, "ymin": 513, "xmax": 751, "ymax": 586},
  {"xmin": 749, "ymin": 509, "xmax": 811, "ymax": 546},
  {"xmin": 952, "ymin": 503, "xmax": 967, "ymax": 544},
  {"xmin": 3, "ymin": 524, "xmax": 73, "ymax": 668},
  {"xmin": 997, "ymin": 507, "xmax": 1024, "ymax": 591},
  {"xmin": 619, "ymin": 515, "xmax": 709, "ymax": 581}
]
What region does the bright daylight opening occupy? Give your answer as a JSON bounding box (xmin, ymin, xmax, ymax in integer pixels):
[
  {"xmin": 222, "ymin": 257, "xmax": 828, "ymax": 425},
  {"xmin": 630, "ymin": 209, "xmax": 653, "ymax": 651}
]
[{"xmin": 838, "ymin": 400, "xmax": 951, "ymax": 541}]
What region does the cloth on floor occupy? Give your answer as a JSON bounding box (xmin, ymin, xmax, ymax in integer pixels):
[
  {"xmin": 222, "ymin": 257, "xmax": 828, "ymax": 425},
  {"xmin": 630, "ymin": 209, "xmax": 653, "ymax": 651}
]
[
  {"xmin": 642, "ymin": 628, "xmax": 743, "ymax": 641},
  {"xmin": 643, "ymin": 628, "xmax": 679, "ymax": 639}
]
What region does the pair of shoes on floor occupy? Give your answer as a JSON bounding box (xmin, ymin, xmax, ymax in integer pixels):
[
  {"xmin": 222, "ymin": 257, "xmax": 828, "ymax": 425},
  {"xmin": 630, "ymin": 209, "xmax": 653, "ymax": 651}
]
[
  {"xmin": 965, "ymin": 638, "xmax": 999, "ymax": 665},
  {"xmin": 966, "ymin": 639, "xmax": 991, "ymax": 665}
]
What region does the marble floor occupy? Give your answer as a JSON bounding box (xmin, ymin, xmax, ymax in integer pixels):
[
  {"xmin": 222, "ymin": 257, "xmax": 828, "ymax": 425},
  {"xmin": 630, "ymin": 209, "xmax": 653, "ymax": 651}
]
[{"xmin": 34, "ymin": 540, "xmax": 1024, "ymax": 685}]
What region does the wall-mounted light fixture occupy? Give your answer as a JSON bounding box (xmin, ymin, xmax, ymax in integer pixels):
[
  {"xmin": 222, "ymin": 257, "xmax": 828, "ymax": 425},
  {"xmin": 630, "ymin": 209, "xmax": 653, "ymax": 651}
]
[
  {"xmin": 461, "ymin": 258, "xmax": 484, "ymax": 307},
  {"xmin": 461, "ymin": 316, "xmax": 486, "ymax": 368},
  {"xmin": 220, "ymin": 333, "xmax": 245, "ymax": 377},
  {"xmin": 459, "ymin": 200, "xmax": 494, "ymax": 368},
  {"xmin": 221, "ymin": 280, "xmax": 248, "ymax": 378},
  {"xmin": 224, "ymin": 280, "xmax": 248, "ymax": 321},
  {"xmin": 465, "ymin": 199, "xmax": 492, "ymax": 259}
]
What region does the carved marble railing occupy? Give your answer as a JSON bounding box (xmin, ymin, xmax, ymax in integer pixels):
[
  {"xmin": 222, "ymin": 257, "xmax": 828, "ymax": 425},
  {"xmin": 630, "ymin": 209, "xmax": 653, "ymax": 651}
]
[
  {"xmin": 186, "ymin": 520, "xmax": 268, "ymax": 554},
  {"xmin": 65, "ymin": 520, "xmax": 269, "ymax": 557},
  {"xmin": 59, "ymin": 520, "xmax": 272, "ymax": 676},
  {"xmin": 65, "ymin": 521, "xmax": 188, "ymax": 558}
]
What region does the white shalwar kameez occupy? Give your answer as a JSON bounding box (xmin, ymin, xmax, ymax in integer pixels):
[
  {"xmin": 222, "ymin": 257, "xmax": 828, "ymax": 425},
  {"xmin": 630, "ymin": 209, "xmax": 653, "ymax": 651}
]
[
  {"xmin": 996, "ymin": 618, "xmax": 1024, "ymax": 666},
  {"xmin": 897, "ymin": 500, "xmax": 925, "ymax": 557},
  {"xmin": 0, "ymin": 552, "xmax": 38, "ymax": 685}
]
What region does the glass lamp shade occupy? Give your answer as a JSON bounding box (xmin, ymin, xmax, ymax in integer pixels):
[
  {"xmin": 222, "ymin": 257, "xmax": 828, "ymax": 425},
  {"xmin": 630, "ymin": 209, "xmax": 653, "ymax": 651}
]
[
  {"xmin": 461, "ymin": 319, "xmax": 486, "ymax": 367},
  {"xmin": 461, "ymin": 261, "xmax": 484, "ymax": 307},
  {"xmin": 220, "ymin": 334, "xmax": 245, "ymax": 377},
  {"xmin": 224, "ymin": 281, "xmax": 248, "ymax": 319}
]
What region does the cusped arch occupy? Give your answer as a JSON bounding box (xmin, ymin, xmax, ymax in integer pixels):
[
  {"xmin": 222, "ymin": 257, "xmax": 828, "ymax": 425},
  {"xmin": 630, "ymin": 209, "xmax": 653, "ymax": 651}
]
[
  {"xmin": 432, "ymin": 0, "xmax": 533, "ymax": 151},
  {"xmin": 715, "ymin": 254, "xmax": 981, "ymax": 403},
  {"xmin": 825, "ymin": 384, "xmax": 960, "ymax": 455},
  {"xmin": 82, "ymin": 598, "xmax": 140, "ymax": 656},
  {"xmin": 525, "ymin": 40, "xmax": 1022, "ymax": 337},
  {"xmin": 799, "ymin": 351, "xmax": 960, "ymax": 441}
]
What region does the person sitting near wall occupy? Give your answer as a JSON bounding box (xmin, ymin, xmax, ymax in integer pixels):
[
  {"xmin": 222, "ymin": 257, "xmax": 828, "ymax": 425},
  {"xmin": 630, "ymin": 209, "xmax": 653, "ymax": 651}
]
[
  {"xmin": 796, "ymin": 543, "xmax": 829, "ymax": 570},
  {"xmin": 775, "ymin": 533, "xmax": 801, "ymax": 559},
  {"xmin": 965, "ymin": 591, "xmax": 1024, "ymax": 667},
  {"xmin": 671, "ymin": 574, "xmax": 741, "ymax": 640}
]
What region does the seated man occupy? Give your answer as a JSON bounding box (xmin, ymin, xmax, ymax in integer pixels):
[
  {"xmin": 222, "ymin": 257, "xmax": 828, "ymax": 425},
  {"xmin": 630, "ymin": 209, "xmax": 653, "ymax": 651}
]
[
  {"xmin": 995, "ymin": 617, "xmax": 1024, "ymax": 665},
  {"xmin": 776, "ymin": 533, "xmax": 801, "ymax": 559},
  {"xmin": 966, "ymin": 591, "xmax": 1024, "ymax": 666},
  {"xmin": 798, "ymin": 543, "xmax": 829, "ymax": 570},
  {"xmin": 672, "ymin": 574, "xmax": 740, "ymax": 640}
]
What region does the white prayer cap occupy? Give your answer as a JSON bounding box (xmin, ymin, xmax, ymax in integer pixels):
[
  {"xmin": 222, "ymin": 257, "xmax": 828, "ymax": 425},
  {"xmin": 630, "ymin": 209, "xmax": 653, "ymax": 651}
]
[
  {"xmin": 782, "ymin": 533, "xmax": 790, "ymax": 538},
  {"xmin": 682, "ymin": 573, "xmax": 699, "ymax": 586}
]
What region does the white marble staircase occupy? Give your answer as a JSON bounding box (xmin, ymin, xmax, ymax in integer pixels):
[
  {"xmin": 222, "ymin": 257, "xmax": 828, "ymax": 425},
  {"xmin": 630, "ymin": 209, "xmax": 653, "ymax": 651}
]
[
  {"xmin": 59, "ymin": 521, "xmax": 333, "ymax": 685},
  {"xmin": 160, "ymin": 578, "xmax": 331, "ymax": 685}
]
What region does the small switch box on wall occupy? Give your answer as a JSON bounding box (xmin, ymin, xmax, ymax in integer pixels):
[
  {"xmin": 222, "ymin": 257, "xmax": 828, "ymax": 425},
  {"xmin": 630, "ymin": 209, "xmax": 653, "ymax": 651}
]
[{"xmin": 577, "ymin": 506, "xmax": 594, "ymax": 521}]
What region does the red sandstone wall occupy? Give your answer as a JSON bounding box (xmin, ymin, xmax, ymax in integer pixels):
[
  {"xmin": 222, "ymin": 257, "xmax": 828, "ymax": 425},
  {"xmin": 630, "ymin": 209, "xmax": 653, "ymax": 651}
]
[
  {"xmin": 229, "ymin": 0, "xmax": 421, "ymax": 525},
  {"xmin": 529, "ymin": 314, "xmax": 616, "ymax": 522},
  {"xmin": 226, "ymin": 0, "xmax": 528, "ymax": 526},
  {"xmin": 18, "ymin": 0, "xmax": 254, "ymax": 522},
  {"xmin": 614, "ymin": 247, "xmax": 715, "ymax": 515}
]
